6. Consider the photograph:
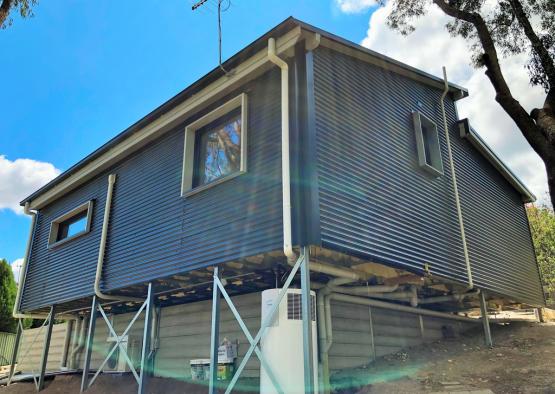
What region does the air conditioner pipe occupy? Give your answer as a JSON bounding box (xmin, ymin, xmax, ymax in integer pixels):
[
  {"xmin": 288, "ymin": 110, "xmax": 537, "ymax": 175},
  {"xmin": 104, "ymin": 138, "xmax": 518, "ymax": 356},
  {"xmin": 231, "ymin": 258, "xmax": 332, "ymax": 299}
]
[
  {"xmin": 94, "ymin": 174, "xmax": 142, "ymax": 302},
  {"xmin": 12, "ymin": 203, "xmax": 78, "ymax": 320},
  {"xmin": 70, "ymin": 316, "xmax": 88, "ymax": 369},
  {"xmin": 418, "ymin": 289, "xmax": 480, "ymax": 305},
  {"xmin": 441, "ymin": 66, "xmax": 473, "ymax": 289}
]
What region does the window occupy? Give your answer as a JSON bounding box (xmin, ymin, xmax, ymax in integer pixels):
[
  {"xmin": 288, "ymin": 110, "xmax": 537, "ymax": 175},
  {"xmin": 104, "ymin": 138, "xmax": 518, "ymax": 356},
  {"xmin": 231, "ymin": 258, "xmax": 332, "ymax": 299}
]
[
  {"xmin": 182, "ymin": 94, "xmax": 247, "ymax": 196},
  {"xmin": 412, "ymin": 111, "xmax": 443, "ymax": 177},
  {"xmin": 48, "ymin": 201, "xmax": 93, "ymax": 247}
]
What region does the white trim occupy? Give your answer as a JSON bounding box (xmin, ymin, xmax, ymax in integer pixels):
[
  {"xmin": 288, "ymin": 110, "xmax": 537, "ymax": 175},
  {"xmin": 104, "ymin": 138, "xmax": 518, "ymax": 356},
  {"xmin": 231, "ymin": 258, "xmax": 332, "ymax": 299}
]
[
  {"xmin": 412, "ymin": 111, "xmax": 444, "ymax": 177},
  {"xmin": 48, "ymin": 200, "xmax": 94, "ymax": 248},
  {"xmin": 181, "ymin": 93, "xmax": 248, "ymax": 196}
]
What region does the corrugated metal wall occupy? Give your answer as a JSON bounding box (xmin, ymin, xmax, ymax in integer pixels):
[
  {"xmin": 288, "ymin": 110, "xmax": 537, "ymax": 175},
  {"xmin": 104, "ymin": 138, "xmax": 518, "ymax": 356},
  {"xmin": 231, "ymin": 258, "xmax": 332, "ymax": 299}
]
[
  {"xmin": 21, "ymin": 69, "xmax": 283, "ymax": 311},
  {"xmin": 311, "ymin": 47, "xmax": 544, "ymax": 305}
]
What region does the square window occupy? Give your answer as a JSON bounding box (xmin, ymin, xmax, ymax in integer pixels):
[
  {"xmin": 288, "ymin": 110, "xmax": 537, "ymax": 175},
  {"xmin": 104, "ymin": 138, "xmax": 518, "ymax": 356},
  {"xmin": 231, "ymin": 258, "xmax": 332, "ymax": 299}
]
[
  {"xmin": 48, "ymin": 201, "xmax": 93, "ymax": 247},
  {"xmin": 412, "ymin": 111, "xmax": 443, "ymax": 177},
  {"xmin": 193, "ymin": 108, "xmax": 242, "ymax": 187},
  {"xmin": 182, "ymin": 94, "xmax": 247, "ymax": 196}
]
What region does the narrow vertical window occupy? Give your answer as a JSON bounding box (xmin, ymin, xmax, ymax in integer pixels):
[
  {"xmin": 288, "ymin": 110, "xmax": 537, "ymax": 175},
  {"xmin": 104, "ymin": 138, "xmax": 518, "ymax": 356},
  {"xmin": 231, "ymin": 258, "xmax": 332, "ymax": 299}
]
[{"xmin": 412, "ymin": 111, "xmax": 444, "ymax": 177}]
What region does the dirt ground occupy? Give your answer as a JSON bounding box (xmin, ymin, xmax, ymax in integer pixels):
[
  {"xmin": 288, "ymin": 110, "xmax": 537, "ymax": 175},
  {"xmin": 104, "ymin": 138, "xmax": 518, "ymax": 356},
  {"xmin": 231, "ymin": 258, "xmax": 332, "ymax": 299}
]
[
  {"xmin": 1, "ymin": 321, "xmax": 554, "ymax": 393},
  {"xmin": 333, "ymin": 321, "xmax": 555, "ymax": 394}
]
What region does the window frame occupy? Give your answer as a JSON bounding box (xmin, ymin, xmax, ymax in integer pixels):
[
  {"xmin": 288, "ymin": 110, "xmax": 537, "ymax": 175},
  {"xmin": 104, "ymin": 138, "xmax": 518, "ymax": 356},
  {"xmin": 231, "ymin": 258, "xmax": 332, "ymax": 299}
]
[
  {"xmin": 48, "ymin": 200, "xmax": 94, "ymax": 248},
  {"xmin": 181, "ymin": 93, "xmax": 248, "ymax": 197},
  {"xmin": 412, "ymin": 111, "xmax": 444, "ymax": 177}
]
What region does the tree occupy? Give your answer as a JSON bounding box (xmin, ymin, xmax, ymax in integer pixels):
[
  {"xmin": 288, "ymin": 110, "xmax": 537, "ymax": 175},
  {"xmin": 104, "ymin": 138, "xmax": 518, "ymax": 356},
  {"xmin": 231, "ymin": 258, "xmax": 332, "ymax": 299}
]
[
  {"xmin": 0, "ymin": 0, "xmax": 37, "ymax": 29},
  {"xmin": 377, "ymin": 0, "xmax": 555, "ymax": 207},
  {"xmin": 0, "ymin": 259, "xmax": 17, "ymax": 333},
  {"xmin": 527, "ymin": 204, "xmax": 555, "ymax": 301}
]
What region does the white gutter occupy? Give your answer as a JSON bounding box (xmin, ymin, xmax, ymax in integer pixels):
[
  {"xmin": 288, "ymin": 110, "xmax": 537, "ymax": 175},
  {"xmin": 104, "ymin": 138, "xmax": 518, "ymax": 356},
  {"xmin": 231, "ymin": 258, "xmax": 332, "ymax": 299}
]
[
  {"xmin": 267, "ymin": 37, "xmax": 296, "ymax": 263},
  {"xmin": 95, "ymin": 174, "xmax": 142, "ymax": 302},
  {"xmin": 441, "ymin": 66, "xmax": 473, "ymax": 289}
]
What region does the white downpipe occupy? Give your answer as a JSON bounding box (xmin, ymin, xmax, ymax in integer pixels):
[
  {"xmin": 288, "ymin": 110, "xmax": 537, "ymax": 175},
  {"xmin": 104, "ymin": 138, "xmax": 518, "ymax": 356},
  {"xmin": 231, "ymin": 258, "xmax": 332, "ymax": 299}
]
[
  {"xmin": 13, "ymin": 204, "xmax": 77, "ymax": 320},
  {"xmin": 441, "ymin": 66, "xmax": 473, "ymax": 289},
  {"xmin": 95, "ymin": 174, "xmax": 142, "ymax": 302},
  {"xmin": 267, "ymin": 37, "xmax": 295, "ymax": 263}
]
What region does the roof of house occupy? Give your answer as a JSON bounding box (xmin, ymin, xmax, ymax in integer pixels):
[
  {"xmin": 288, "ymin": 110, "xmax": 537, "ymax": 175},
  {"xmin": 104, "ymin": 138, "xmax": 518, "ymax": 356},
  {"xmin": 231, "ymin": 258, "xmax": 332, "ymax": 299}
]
[{"xmin": 20, "ymin": 17, "xmax": 534, "ymax": 207}]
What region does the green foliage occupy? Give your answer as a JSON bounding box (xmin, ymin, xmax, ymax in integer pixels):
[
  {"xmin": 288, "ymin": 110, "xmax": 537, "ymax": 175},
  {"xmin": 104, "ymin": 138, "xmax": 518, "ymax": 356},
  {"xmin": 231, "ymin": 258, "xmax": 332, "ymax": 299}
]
[
  {"xmin": 0, "ymin": 0, "xmax": 38, "ymax": 29},
  {"xmin": 0, "ymin": 258, "xmax": 17, "ymax": 333},
  {"xmin": 527, "ymin": 204, "xmax": 555, "ymax": 301}
]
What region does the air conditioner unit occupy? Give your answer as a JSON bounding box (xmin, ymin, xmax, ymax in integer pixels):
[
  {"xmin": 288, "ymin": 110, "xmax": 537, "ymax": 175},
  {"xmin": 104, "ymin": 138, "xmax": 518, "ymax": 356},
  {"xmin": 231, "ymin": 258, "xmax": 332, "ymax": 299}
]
[
  {"xmin": 260, "ymin": 288, "xmax": 318, "ymax": 394},
  {"xmin": 105, "ymin": 335, "xmax": 142, "ymax": 373}
]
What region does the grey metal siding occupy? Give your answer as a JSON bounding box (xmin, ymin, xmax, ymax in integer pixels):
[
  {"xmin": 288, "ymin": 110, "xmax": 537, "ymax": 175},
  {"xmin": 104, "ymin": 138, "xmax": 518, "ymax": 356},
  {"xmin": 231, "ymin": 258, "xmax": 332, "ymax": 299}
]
[
  {"xmin": 312, "ymin": 47, "xmax": 468, "ymax": 283},
  {"xmin": 312, "ymin": 47, "xmax": 543, "ymax": 305},
  {"xmin": 21, "ymin": 69, "xmax": 283, "ymax": 311}
]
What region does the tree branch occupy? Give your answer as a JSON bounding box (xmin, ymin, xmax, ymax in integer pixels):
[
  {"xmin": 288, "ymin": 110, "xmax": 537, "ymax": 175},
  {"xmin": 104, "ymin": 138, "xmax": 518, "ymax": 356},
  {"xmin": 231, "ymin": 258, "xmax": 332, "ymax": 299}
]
[
  {"xmin": 509, "ymin": 0, "xmax": 555, "ymax": 91},
  {"xmin": 0, "ymin": 0, "xmax": 14, "ymax": 28},
  {"xmin": 433, "ymin": 0, "xmax": 550, "ymax": 158}
]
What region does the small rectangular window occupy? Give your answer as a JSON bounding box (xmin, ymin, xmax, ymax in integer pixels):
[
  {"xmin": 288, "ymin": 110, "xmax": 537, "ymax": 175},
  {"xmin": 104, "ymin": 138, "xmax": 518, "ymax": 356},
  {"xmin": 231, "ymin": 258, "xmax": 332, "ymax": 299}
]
[
  {"xmin": 182, "ymin": 94, "xmax": 247, "ymax": 196},
  {"xmin": 48, "ymin": 201, "xmax": 93, "ymax": 247},
  {"xmin": 412, "ymin": 111, "xmax": 444, "ymax": 177}
]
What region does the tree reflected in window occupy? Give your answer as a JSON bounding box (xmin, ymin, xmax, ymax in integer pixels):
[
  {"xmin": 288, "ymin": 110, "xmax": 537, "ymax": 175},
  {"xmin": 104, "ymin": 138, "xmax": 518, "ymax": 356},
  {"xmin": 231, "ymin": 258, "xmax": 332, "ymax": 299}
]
[{"xmin": 194, "ymin": 109, "xmax": 242, "ymax": 186}]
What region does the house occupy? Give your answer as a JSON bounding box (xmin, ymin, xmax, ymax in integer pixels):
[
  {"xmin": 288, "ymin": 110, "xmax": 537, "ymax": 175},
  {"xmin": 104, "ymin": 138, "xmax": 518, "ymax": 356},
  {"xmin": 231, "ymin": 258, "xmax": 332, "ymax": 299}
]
[{"xmin": 10, "ymin": 17, "xmax": 544, "ymax": 394}]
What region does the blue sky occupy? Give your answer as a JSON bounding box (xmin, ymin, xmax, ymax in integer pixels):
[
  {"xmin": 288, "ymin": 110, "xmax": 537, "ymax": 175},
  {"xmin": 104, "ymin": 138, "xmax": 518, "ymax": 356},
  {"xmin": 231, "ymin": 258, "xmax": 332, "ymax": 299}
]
[{"xmin": 0, "ymin": 1, "xmax": 377, "ymax": 265}]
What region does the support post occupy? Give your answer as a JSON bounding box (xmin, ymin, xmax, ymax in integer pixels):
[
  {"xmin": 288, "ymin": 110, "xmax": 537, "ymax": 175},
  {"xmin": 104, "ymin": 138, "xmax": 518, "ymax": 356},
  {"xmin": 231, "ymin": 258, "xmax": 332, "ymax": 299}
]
[
  {"xmin": 209, "ymin": 267, "xmax": 221, "ymax": 394},
  {"xmin": 38, "ymin": 306, "xmax": 56, "ymax": 391},
  {"xmin": 81, "ymin": 297, "xmax": 99, "ymax": 392},
  {"xmin": 368, "ymin": 308, "xmax": 376, "ymax": 361},
  {"xmin": 300, "ymin": 246, "xmax": 314, "ymax": 393},
  {"xmin": 61, "ymin": 319, "xmax": 74, "ymax": 369},
  {"xmin": 138, "ymin": 283, "xmax": 154, "ymax": 394},
  {"xmin": 8, "ymin": 319, "xmax": 23, "ymax": 385},
  {"xmin": 479, "ymin": 291, "xmax": 493, "ymax": 348}
]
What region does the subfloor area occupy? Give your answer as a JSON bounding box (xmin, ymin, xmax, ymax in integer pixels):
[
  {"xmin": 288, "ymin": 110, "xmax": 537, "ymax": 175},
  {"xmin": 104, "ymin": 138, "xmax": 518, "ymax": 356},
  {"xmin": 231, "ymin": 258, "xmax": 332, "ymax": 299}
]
[
  {"xmin": 1, "ymin": 321, "xmax": 554, "ymax": 394},
  {"xmin": 333, "ymin": 321, "xmax": 555, "ymax": 394}
]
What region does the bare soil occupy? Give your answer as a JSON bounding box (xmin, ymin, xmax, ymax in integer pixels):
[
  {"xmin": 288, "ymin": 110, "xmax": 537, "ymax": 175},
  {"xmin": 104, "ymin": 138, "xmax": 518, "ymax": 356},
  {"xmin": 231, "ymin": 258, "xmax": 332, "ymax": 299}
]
[
  {"xmin": 1, "ymin": 321, "xmax": 554, "ymax": 393},
  {"xmin": 333, "ymin": 321, "xmax": 555, "ymax": 394}
]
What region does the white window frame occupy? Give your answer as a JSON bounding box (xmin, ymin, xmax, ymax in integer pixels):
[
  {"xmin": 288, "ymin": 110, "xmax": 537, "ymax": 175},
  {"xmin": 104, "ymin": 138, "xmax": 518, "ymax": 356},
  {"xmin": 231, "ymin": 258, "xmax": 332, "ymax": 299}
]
[
  {"xmin": 48, "ymin": 200, "xmax": 94, "ymax": 248},
  {"xmin": 181, "ymin": 93, "xmax": 248, "ymax": 197},
  {"xmin": 412, "ymin": 111, "xmax": 444, "ymax": 177}
]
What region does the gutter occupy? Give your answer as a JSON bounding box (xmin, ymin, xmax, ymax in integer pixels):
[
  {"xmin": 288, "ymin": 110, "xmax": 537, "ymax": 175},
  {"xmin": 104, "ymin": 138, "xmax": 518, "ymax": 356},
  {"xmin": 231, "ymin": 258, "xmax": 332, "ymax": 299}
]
[{"xmin": 441, "ymin": 66, "xmax": 473, "ymax": 289}]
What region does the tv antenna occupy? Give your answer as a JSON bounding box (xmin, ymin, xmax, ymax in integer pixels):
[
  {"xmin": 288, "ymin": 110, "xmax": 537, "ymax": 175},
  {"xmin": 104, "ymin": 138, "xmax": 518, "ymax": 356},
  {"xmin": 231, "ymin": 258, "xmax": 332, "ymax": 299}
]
[{"xmin": 192, "ymin": 0, "xmax": 233, "ymax": 76}]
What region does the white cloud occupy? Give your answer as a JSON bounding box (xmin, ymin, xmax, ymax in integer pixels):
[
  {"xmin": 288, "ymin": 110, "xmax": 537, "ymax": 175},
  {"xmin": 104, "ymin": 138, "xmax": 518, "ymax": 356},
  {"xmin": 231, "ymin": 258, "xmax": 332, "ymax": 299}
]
[
  {"xmin": 11, "ymin": 258, "xmax": 24, "ymax": 284},
  {"xmin": 357, "ymin": 2, "xmax": 550, "ymax": 205},
  {"xmin": 335, "ymin": 0, "xmax": 376, "ymax": 14},
  {"xmin": 0, "ymin": 155, "xmax": 61, "ymax": 214}
]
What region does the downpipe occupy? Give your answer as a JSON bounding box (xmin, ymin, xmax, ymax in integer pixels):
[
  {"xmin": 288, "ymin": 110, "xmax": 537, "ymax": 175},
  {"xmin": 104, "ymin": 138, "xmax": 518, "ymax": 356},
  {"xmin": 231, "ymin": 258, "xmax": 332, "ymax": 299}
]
[
  {"xmin": 13, "ymin": 203, "xmax": 77, "ymax": 320},
  {"xmin": 267, "ymin": 37, "xmax": 296, "ymax": 264},
  {"xmin": 441, "ymin": 66, "xmax": 473, "ymax": 289},
  {"xmin": 94, "ymin": 174, "xmax": 142, "ymax": 302}
]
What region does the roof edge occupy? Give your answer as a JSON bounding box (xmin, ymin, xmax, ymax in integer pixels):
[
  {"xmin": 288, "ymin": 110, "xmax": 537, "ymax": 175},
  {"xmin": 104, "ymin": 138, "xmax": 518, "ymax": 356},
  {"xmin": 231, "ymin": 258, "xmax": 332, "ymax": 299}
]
[{"xmin": 457, "ymin": 118, "xmax": 536, "ymax": 203}]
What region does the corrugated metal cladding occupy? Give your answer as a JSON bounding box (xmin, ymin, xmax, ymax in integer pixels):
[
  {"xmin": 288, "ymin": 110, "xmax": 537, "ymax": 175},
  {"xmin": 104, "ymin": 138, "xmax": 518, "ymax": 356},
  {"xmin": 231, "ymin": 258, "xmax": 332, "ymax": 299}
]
[
  {"xmin": 311, "ymin": 47, "xmax": 544, "ymax": 305},
  {"xmin": 21, "ymin": 69, "xmax": 283, "ymax": 311}
]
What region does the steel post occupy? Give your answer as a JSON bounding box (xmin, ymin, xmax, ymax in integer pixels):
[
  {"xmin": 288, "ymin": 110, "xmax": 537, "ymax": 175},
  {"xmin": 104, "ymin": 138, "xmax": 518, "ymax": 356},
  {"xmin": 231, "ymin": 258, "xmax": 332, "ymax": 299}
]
[
  {"xmin": 209, "ymin": 267, "xmax": 221, "ymax": 394},
  {"xmin": 81, "ymin": 297, "xmax": 99, "ymax": 392},
  {"xmin": 300, "ymin": 247, "xmax": 314, "ymax": 393},
  {"xmin": 7, "ymin": 319, "xmax": 23, "ymax": 385},
  {"xmin": 479, "ymin": 291, "xmax": 493, "ymax": 348},
  {"xmin": 38, "ymin": 306, "xmax": 56, "ymax": 391},
  {"xmin": 138, "ymin": 283, "xmax": 154, "ymax": 394}
]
